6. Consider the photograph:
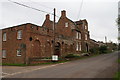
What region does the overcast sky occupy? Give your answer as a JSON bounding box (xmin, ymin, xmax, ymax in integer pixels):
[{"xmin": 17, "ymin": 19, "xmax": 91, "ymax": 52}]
[{"xmin": 0, "ymin": 0, "xmax": 119, "ymax": 43}]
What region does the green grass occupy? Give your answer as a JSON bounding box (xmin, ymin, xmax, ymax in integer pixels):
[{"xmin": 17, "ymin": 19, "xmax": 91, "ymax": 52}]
[
  {"xmin": 1, "ymin": 53, "xmax": 101, "ymax": 66},
  {"xmin": 28, "ymin": 60, "xmax": 68, "ymax": 66},
  {"xmin": 114, "ymin": 71, "xmax": 120, "ymax": 80},
  {"xmin": 2, "ymin": 63, "xmax": 27, "ymax": 66},
  {"xmin": 113, "ymin": 58, "xmax": 120, "ymax": 79},
  {"xmin": 118, "ymin": 59, "xmax": 120, "ymax": 63},
  {"xmin": 1, "ymin": 61, "xmax": 68, "ymax": 66}
]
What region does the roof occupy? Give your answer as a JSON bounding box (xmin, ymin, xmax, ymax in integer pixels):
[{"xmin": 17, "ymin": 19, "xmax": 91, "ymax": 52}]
[{"xmin": 1, "ymin": 23, "xmax": 52, "ymax": 30}]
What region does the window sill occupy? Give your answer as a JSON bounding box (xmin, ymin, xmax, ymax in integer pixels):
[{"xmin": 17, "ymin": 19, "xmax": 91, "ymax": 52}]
[
  {"xmin": 2, "ymin": 58, "xmax": 6, "ymax": 59},
  {"xmin": 17, "ymin": 55, "xmax": 22, "ymax": 57},
  {"xmin": 3, "ymin": 41, "xmax": 6, "ymax": 42},
  {"xmin": 17, "ymin": 39, "xmax": 22, "ymax": 40}
]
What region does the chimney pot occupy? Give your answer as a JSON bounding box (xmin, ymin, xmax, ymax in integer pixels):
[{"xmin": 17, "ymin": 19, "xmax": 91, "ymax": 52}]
[
  {"xmin": 46, "ymin": 14, "xmax": 50, "ymax": 20},
  {"xmin": 61, "ymin": 10, "xmax": 66, "ymax": 17}
]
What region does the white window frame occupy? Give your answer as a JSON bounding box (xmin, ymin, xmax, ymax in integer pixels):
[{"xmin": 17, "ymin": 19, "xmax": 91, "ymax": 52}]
[
  {"xmin": 3, "ymin": 33, "xmax": 6, "ymax": 41},
  {"xmin": 85, "ymin": 34, "xmax": 88, "ymax": 40},
  {"xmin": 79, "ymin": 33, "xmax": 81, "ymax": 39},
  {"xmin": 79, "ymin": 44, "xmax": 81, "ymax": 51},
  {"xmin": 76, "ymin": 43, "xmax": 79, "ymax": 51},
  {"xmin": 2, "ymin": 50, "xmax": 6, "ymax": 58},
  {"xmin": 65, "ymin": 22, "xmax": 68, "ymax": 27},
  {"xmin": 17, "ymin": 30, "xmax": 22, "ymax": 40},
  {"xmin": 85, "ymin": 25, "xmax": 87, "ymax": 29},
  {"xmin": 17, "ymin": 49, "xmax": 22, "ymax": 56},
  {"xmin": 76, "ymin": 32, "xmax": 79, "ymax": 39}
]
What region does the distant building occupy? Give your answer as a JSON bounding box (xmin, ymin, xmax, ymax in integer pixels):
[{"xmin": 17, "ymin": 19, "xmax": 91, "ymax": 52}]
[{"xmin": 2, "ymin": 10, "xmax": 95, "ymax": 64}]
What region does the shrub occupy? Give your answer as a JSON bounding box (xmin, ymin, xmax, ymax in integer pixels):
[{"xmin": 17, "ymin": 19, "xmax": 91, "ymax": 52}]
[
  {"xmin": 99, "ymin": 45, "xmax": 108, "ymax": 54},
  {"xmin": 89, "ymin": 47, "xmax": 99, "ymax": 54},
  {"xmin": 65, "ymin": 54, "xmax": 80, "ymax": 58}
]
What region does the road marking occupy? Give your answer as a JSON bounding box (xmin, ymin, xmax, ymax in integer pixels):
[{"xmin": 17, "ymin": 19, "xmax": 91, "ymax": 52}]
[{"xmin": 2, "ymin": 62, "xmax": 69, "ymax": 78}]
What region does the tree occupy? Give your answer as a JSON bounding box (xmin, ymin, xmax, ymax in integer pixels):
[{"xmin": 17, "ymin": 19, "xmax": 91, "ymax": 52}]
[{"xmin": 117, "ymin": 16, "xmax": 120, "ymax": 50}]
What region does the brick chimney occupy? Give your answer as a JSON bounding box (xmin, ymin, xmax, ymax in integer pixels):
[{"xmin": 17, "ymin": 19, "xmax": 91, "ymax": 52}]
[
  {"xmin": 61, "ymin": 10, "xmax": 66, "ymax": 17},
  {"xmin": 46, "ymin": 14, "xmax": 50, "ymax": 20}
]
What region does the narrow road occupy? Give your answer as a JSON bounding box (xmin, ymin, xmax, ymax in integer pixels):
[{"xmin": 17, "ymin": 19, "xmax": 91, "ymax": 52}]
[{"xmin": 2, "ymin": 51, "xmax": 118, "ymax": 78}]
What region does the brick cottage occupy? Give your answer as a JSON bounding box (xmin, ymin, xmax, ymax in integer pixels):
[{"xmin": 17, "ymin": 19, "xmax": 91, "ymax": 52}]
[{"xmin": 2, "ymin": 10, "xmax": 97, "ymax": 64}]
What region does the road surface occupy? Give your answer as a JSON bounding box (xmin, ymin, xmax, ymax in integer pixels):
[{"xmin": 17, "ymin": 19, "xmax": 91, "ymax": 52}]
[{"xmin": 2, "ymin": 51, "xmax": 118, "ymax": 78}]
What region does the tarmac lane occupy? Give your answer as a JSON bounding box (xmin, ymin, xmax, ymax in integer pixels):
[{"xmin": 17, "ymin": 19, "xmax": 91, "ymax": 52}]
[{"xmin": 2, "ymin": 51, "xmax": 118, "ymax": 78}]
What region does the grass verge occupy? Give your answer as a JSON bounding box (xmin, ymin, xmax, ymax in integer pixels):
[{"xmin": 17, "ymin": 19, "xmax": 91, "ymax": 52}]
[
  {"xmin": 2, "ymin": 53, "xmax": 101, "ymax": 66},
  {"xmin": 114, "ymin": 71, "xmax": 120, "ymax": 80},
  {"xmin": 113, "ymin": 58, "xmax": 120, "ymax": 79}
]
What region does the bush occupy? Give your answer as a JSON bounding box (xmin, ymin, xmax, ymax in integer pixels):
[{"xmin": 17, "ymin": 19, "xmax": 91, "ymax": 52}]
[
  {"xmin": 65, "ymin": 54, "xmax": 80, "ymax": 58},
  {"xmin": 89, "ymin": 47, "xmax": 99, "ymax": 54},
  {"xmin": 99, "ymin": 45, "xmax": 108, "ymax": 54},
  {"xmin": 89, "ymin": 45, "xmax": 110, "ymax": 54}
]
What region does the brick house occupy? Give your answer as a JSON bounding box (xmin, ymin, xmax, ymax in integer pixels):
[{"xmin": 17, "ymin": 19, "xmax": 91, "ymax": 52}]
[{"xmin": 2, "ymin": 10, "xmax": 91, "ymax": 64}]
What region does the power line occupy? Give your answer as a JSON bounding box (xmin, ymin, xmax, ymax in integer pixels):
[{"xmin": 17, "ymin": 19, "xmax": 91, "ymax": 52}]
[
  {"xmin": 29, "ymin": 0, "xmax": 53, "ymax": 10},
  {"xmin": 77, "ymin": 0, "xmax": 84, "ymax": 20},
  {"xmin": 8, "ymin": 0, "xmax": 59, "ymax": 17}
]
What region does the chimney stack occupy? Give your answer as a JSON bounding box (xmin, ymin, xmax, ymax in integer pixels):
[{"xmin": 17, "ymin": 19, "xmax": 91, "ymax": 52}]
[
  {"xmin": 46, "ymin": 14, "xmax": 50, "ymax": 20},
  {"xmin": 61, "ymin": 10, "xmax": 66, "ymax": 17}
]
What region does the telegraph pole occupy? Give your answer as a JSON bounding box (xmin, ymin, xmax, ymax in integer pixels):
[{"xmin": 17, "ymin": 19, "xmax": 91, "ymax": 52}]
[
  {"xmin": 52, "ymin": 8, "xmax": 58, "ymax": 61},
  {"xmin": 53, "ymin": 8, "xmax": 56, "ymax": 55}
]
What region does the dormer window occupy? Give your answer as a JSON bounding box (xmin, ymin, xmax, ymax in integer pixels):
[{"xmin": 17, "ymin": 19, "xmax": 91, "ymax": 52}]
[
  {"xmin": 17, "ymin": 30, "xmax": 22, "ymax": 40},
  {"xmin": 65, "ymin": 22, "xmax": 68, "ymax": 27}
]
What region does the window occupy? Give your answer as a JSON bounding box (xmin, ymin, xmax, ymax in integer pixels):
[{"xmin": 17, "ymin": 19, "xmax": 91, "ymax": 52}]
[
  {"xmin": 17, "ymin": 30, "xmax": 22, "ymax": 39},
  {"xmin": 17, "ymin": 49, "xmax": 22, "ymax": 56},
  {"xmin": 79, "ymin": 44, "xmax": 81, "ymax": 51},
  {"xmin": 79, "ymin": 33, "xmax": 81, "ymax": 39},
  {"xmin": 65, "ymin": 22, "xmax": 68, "ymax": 27},
  {"xmin": 85, "ymin": 34, "xmax": 87, "ymax": 40},
  {"xmin": 2, "ymin": 50, "xmax": 6, "ymax": 58},
  {"xmin": 76, "ymin": 43, "xmax": 79, "ymax": 51},
  {"xmin": 76, "ymin": 32, "xmax": 79, "ymax": 39},
  {"xmin": 85, "ymin": 25, "xmax": 87, "ymax": 29},
  {"xmin": 3, "ymin": 33, "xmax": 6, "ymax": 41}
]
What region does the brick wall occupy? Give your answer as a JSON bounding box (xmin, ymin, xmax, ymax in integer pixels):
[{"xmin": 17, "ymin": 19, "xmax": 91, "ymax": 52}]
[{"xmin": 2, "ymin": 10, "xmax": 93, "ymax": 64}]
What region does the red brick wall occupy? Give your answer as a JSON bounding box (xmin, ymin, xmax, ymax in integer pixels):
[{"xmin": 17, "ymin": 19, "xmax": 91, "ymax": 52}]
[
  {"xmin": 2, "ymin": 24, "xmax": 27, "ymax": 64},
  {"xmin": 2, "ymin": 10, "xmax": 92, "ymax": 64}
]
